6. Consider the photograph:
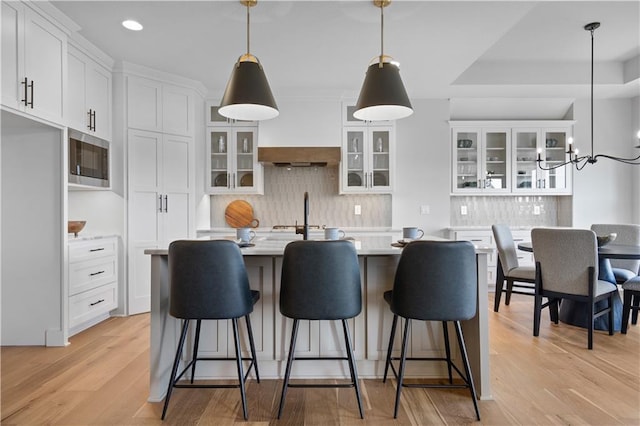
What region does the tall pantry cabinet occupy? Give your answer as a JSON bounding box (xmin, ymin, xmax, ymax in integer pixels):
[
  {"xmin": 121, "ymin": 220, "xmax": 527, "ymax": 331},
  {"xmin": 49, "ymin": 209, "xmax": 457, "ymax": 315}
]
[{"xmin": 116, "ymin": 69, "xmax": 200, "ymax": 315}]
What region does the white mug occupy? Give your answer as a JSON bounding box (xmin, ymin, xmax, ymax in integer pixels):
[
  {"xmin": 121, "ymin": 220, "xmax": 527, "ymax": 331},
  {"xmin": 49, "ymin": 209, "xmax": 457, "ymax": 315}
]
[
  {"xmin": 324, "ymin": 227, "xmax": 346, "ymax": 240},
  {"xmin": 236, "ymin": 227, "xmax": 256, "ymax": 243},
  {"xmin": 403, "ymin": 227, "xmax": 424, "ymax": 240}
]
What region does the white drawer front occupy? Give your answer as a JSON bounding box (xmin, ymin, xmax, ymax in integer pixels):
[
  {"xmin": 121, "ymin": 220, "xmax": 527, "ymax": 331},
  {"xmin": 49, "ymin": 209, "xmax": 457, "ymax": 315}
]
[
  {"xmin": 69, "ymin": 283, "xmax": 117, "ymax": 328},
  {"xmin": 69, "ymin": 257, "xmax": 117, "ymax": 295},
  {"xmin": 69, "ymin": 238, "xmax": 117, "ymax": 262},
  {"xmin": 454, "ymin": 232, "xmax": 493, "ymax": 247}
]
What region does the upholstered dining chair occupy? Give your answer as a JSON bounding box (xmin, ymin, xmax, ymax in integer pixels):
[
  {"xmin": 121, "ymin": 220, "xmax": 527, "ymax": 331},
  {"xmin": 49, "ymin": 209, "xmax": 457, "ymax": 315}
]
[
  {"xmin": 590, "ymin": 224, "xmax": 640, "ymax": 283},
  {"xmin": 621, "ymin": 275, "xmax": 640, "ymax": 334},
  {"xmin": 531, "ymin": 228, "xmax": 617, "ymax": 350},
  {"xmin": 492, "ymin": 224, "xmax": 536, "ymax": 312}
]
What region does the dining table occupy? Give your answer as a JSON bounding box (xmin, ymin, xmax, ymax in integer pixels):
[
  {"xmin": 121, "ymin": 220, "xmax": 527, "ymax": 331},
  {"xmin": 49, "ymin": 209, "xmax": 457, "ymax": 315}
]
[{"xmin": 517, "ymin": 242, "xmax": 640, "ymax": 331}]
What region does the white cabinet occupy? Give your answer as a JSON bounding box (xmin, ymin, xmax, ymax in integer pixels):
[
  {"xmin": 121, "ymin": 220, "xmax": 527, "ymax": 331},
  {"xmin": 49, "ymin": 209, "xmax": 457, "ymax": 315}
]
[
  {"xmin": 451, "ymin": 121, "xmax": 573, "ymax": 195},
  {"xmin": 1, "ymin": 1, "xmax": 66, "ymax": 124},
  {"xmin": 206, "ymin": 127, "xmax": 263, "ymax": 194},
  {"xmin": 68, "ymin": 237, "xmax": 118, "ymax": 335},
  {"xmin": 127, "ymin": 129, "xmax": 194, "ymax": 314},
  {"xmin": 452, "ymin": 128, "xmax": 510, "ymax": 193},
  {"xmin": 341, "ymin": 126, "xmax": 394, "ymax": 194},
  {"xmin": 127, "ymin": 76, "xmax": 194, "ymax": 136},
  {"xmin": 512, "ymin": 127, "xmax": 572, "ymax": 194},
  {"xmin": 67, "ymin": 44, "xmax": 112, "ymax": 140}
]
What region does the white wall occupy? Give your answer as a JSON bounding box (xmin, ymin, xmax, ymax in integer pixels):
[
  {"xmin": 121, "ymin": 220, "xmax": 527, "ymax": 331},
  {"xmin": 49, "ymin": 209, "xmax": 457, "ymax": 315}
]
[
  {"xmin": 1, "ymin": 112, "xmax": 64, "ymax": 345},
  {"xmin": 572, "ymin": 98, "xmax": 637, "ymax": 227},
  {"xmin": 392, "ymin": 99, "xmax": 451, "ymax": 237}
]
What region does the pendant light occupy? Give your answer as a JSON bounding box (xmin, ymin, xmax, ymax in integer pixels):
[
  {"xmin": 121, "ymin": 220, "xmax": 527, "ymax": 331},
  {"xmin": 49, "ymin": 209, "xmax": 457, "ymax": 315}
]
[
  {"xmin": 354, "ymin": 0, "xmax": 413, "ymax": 121},
  {"xmin": 219, "ymin": 0, "xmax": 278, "ymax": 121},
  {"xmin": 537, "ymin": 22, "xmax": 640, "ymax": 171}
]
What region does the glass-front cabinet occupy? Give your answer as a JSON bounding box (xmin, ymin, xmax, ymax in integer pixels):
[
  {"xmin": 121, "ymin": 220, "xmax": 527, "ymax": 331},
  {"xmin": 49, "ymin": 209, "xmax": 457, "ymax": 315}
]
[
  {"xmin": 206, "ymin": 101, "xmax": 256, "ymax": 127},
  {"xmin": 452, "ymin": 128, "xmax": 510, "ymax": 193},
  {"xmin": 512, "ymin": 127, "xmax": 571, "ymax": 194},
  {"xmin": 206, "ymin": 127, "xmax": 263, "ymax": 194},
  {"xmin": 341, "ymin": 127, "xmax": 393, "ymax": 193}
]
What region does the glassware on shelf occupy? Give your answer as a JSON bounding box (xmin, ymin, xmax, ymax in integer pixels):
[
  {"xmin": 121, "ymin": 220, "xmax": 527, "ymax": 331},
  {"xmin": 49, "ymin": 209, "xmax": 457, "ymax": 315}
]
[
  {"xmin": 242, "ymin": 137, "xmax": 249, "ymax": 153},
  {"xmin": 351, "ymin": 137, "xmax": 359, "ymax": 152},
  {"xmin": 218, "ymin": 135, "xmax": 226, "ymax": 153},
  {"xmin": 377, "ymin": 137, "xmax": 383, "ymax": 152}
]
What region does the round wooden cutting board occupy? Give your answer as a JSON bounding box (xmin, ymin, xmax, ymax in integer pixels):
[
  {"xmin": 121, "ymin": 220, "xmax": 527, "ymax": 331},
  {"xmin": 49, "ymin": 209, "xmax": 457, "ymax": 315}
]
[{"xmin": 225, "ymin": 200, "xmax": 259, "ymax": 228}]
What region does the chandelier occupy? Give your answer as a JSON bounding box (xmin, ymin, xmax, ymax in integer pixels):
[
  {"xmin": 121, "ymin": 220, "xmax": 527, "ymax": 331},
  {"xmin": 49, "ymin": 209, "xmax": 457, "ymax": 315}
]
[{"xmin": 537, "ymin": 22, "xmax": 640, "ymax": 171}]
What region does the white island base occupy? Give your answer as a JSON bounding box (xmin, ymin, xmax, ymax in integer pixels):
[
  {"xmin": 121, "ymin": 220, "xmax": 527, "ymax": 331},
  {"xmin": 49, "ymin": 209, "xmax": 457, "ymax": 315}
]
[{"xmin": 146, "ymin": 236, "xmax": 492, "ymax": 403}]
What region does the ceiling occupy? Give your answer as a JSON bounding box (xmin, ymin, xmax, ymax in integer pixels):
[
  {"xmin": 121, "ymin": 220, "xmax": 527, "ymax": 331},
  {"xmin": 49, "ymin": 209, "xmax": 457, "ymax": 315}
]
[{"xmin": 51, "ymin": 0, "xmax": 639, "ymax": 108}]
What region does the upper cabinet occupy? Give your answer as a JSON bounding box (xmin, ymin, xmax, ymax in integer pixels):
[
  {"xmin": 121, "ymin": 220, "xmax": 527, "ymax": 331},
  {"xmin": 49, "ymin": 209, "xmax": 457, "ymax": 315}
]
[
  {"xmin": 341, "ymin": 102, "xmax": 395, "ymax": 194},
  {"xmin": 512, "ymin": 127, "xmax": 572, "ymax": 194},
  {"xmin": 127, "ymin": 76, "xmax": 194, "ymax": 136},
  {"xmin": 206, "ymin": 127, "xmax": 263, "ymax": 195},
  {"xmin": 452, "ymin": 127, "xmax": 510, "ymax": 194},
  {"xmin": 67, "ymin": 44, "xmax": 112, "ymax": 140},
  {"xmin": 451, "ymin": 121, "xmax": 574, "ymax": 195},
  {"xmin": 1, "ymin": 2, "xmax": 67, "ymax": 124}
]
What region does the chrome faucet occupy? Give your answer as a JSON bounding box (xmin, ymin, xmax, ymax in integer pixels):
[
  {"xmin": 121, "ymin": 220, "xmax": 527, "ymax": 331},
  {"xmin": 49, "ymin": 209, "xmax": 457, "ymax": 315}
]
[{"xmin": 295, "ymin": 191, "xmax": 310, "ymax": 240}]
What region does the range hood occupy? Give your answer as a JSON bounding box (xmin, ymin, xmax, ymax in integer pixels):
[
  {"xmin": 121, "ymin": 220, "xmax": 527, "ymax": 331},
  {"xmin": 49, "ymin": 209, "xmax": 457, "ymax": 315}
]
[{"xmin": 258, "ymin": 147, "xmax": 341, "ymax": 167}]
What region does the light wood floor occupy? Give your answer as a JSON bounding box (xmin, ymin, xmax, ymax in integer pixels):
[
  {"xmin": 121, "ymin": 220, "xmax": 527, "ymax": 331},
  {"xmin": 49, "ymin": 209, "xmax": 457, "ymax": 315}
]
[{"xmin": 2, "ymin": 294, "xmax": 639, "ymax": 425}]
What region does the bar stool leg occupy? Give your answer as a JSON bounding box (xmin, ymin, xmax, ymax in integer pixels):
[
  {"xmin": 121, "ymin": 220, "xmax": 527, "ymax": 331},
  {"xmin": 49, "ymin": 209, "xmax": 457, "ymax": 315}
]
[
  {"xmin": 231, "ymin": 318, "xmax": 248, "ymax": 420},
  {"xmin": 632, "ymin": 294, "xmax": 639, "ymax": 324},
  {"xmin": 278, "ymin": 319, "xmax": 300, "ymax": 419},
  {"xmin": 622, "ymin": 290, "xmax": 632, "ymax": 334},
  {"xmin": 342, "ymin": 319, "xmax": 364, "ymax": 419},
  {"xmin": 161, "ymin": 319, "xmax": 190, "ymax": 420},
  {"xmin": 383, "ymin": 314, "xmax": 398, "ymax": 383},
  {"xmin": 393, "ymin": 319, "xmax": 411, "ymax": 419},
  {"xmin": 245, "ymin": 315, "xmax": 260, "ymax": 382},
  {"xmin": 190, "ymin": 320, "xmax": 202, "ymax": 383},
  {"xmin": 454, "ymin": 321, "xmax": 480, "ymax": 421},
  {"xmin": 494, "ymin": 259, "xmax": 504, "ymax": 312},
  {"xmin": 442, "ymin": 321, "xmax": 453, "ymax": 384}
]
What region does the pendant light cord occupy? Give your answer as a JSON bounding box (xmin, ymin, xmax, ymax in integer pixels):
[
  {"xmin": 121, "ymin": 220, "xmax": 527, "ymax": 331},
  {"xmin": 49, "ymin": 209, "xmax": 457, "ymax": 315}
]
[
  {"xmin": 246, "ymin": 1, "xmax": 251, "ymax": 55},
  {"xmin": 589, "ymin": 25, "xmax": 595, "ymax": 159},
  {"xmin": 379, "ymin": 4, "xmax": 384, "ymax": 67}
]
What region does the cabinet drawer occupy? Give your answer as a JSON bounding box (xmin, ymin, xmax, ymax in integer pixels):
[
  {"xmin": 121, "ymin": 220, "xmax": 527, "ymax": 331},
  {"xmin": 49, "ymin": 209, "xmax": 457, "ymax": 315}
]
[
  {"xmin": 69, "ymin": 257, "xmax": 117, "ymax": 295},
  {"xmin": 69, "ymin": 282, "xmax": 117, "ymax": 328},
  {"xmin": 454, "ymin": 232, "xmax": 493, "ymax": 247},
  {"xmin": 69, "ymin": 238, "xmax": 117, "ymax": 262}
]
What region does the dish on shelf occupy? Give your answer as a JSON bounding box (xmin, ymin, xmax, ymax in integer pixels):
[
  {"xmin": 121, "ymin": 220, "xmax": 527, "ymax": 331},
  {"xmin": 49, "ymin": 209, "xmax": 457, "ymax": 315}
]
[
  {"xmin": 214, "ymin": 173, "xmax": 227, "ymax": 187},
  {"xmin": 488, "ymin": 156, "xmax": 499, "ymax": 161},
  {"xmin": 373, "ymin": 172, "xmax": 387, "ymax": 186},
  {"xmin": 518, "ymin": 180, "xmax": 532, "ymax": 188},
  {"xmin": 239, "ymin": 173, "xmax": 253, "ymax": 187},
  {"xmin": 459, "ymin": 157, "xmax": 469, "ymax": 161},
  {"xmin": 348, "ymin": 172, "xmax": 362, "ymax": 186},
  {"xmin": 237, "ymin": 242, "xmax": 255, "ymax": 248},
  {"xmin": 545, "ymin": 138, "xmax": 558, "ymax": 147},
  {"xmin": 462, "ymin": 181, "xmax": 478, "ymax": 188},
  {"xmin": 457, "ymin": 139, "xmax": 473, "ymax": 148}
]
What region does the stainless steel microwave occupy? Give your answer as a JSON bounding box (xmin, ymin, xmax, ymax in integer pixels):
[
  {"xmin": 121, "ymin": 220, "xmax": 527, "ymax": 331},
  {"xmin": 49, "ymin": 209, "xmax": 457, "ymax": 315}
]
[{"xmin": 68, "ymin": 129, "xmax": 110, "ymax": 188}]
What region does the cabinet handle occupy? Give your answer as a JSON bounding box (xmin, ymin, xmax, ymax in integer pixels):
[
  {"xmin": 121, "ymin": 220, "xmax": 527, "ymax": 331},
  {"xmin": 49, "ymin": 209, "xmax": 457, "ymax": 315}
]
[
  {"xmin": 158, "ymin": 194, "xmax": 163, "ymax": 212},
  {"xmin": 469, "ymin": 239, "xmax": 483, "ymax": 242},
  {"xmin": 89, "ymin": 270, "xmax": 105, "ymax": 276},
  {"xmin": 164, "ymin": 195, "xmax": 168, "ymax": 212},
  {"xmin": 87, "ymin": 109, "xmax": 93, "ymax": 130},
  {"xmin": 89, "ymin": 299, "xmax": 105, "ymax": 306},
  {"xmin": 87, "ymin": 109, "xmax": 96, "ymax": 131},
  {"xmin": 29, "ymin": 80, "xmax": 34, "ymax": 108},
  {"xmin": 92, "ymin": 110, "xmax": 96, "ymax": 131},
  {"xmin": 232, "ymin": 173, "xmax": 236, "ymax": 189},
  {"xmin": 89, "ymin": 247, "xmax": 105, "ymax": 252},
  {"xmin": 21, "ymin": 77, "xmax": 28, "ymax": 106}
]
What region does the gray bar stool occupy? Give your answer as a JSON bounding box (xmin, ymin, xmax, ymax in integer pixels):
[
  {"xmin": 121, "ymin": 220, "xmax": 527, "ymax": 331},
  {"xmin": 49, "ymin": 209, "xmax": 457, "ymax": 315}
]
[
  {"xmin": 161, "ymin": 240, "xmax": 260, "ymax": 421},
  {"xmin": 277, "ymin": 240, "xmax": 364, "ymax": 419},
  {"xmin": 383, "ymin": 240, "xmax": 480, "ymax": 421}
]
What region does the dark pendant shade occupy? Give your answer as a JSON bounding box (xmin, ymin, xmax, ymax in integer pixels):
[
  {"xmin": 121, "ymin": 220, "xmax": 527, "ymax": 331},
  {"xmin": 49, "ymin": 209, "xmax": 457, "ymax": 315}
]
[
  {"xmin": 354, "ymin": 61, "xmax": 413, "ymax": 121},
  {"xmin": 219, "ymin": 59, "xmax": 279, "ymax": 121}
]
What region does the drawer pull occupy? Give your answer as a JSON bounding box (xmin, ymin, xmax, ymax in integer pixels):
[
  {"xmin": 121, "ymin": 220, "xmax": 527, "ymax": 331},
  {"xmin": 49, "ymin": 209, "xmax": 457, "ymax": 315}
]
[
  {"xmin": 89, "ymin": 247, "xmax": 105, "ymax": 252},
  {"xmin": 89, "ymin": 270, "xmax": 105, "ymax": 277},
  {"xmin": 470, "ymin": 239, "xmax": 482, "ymax": 242},
  {"xmin": 89, "ymin": 299, "xmax": 105, "ymax": 306}
]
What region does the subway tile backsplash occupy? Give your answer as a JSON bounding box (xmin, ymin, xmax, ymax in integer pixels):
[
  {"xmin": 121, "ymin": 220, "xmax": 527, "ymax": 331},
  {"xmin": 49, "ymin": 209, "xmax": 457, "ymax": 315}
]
[
  {"xmin": 450, "ymin": 196, "xmax": 566, "ymax": 227},
  {"xmin": 209, "ymin": 166, "xmax": 391, "ymax": 228}
]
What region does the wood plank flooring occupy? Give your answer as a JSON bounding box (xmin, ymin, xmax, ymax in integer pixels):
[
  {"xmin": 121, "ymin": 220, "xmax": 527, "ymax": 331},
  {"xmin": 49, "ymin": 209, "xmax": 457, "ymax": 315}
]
[{"xmin": 2, "ymin": 293, "xmax": 639, "ymax": 425}]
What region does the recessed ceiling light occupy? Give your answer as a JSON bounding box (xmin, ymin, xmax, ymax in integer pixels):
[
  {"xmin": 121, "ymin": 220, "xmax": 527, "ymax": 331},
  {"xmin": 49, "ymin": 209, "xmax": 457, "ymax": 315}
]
[{"xmin": 122, "ymin": 20, "xmax": 143, "ymax": 31}]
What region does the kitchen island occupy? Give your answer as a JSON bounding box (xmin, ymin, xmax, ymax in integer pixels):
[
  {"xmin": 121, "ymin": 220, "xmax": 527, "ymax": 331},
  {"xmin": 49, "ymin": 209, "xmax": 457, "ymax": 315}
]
[{"xmin": 145, "ymin": 234, "xmax": 493, "ymax": 402}]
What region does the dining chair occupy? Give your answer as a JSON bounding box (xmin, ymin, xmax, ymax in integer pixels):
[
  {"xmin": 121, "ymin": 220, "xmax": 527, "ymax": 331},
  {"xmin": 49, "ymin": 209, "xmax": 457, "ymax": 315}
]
[
  {"xmin": 621, "ymin": 275, "xmax": 640, "ymax": 334},
  {"xmin": 277, "ymin": 240, "xmax": 364, "ymax": 419},
  {"xmin": 492, "ymin": 224, "xmax": 536, "ymax": 312},
  {"xmin": 162, "ymin": 240, "xmax": 260, "ymax": 421},
  {"xmin": 531, "ymin": 228, "xmax": 617, "ymax": 349},
  {"xmin": 382, "ymin": 240, "xmax": 480, "ymax": 421},
  {"xmin": 590, "ymin": 224, "xmax": 640, "ymax": 283}
]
